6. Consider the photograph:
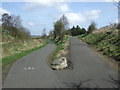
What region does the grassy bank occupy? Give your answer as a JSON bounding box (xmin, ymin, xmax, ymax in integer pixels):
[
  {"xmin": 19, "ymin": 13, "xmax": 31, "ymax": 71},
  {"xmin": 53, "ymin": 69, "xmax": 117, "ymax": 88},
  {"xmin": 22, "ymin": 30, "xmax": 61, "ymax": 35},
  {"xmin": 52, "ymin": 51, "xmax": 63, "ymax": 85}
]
[
  {"xmin": 50, "ymin": 35, "xmax": 69, "ymax": 61},
  {"xmin": 1, "ymin": 38, "xmax": 45, "ymax": 58},
  {"xmin": 1, "ymin": 41, "xmax": 47, "ymax": 67},
  {"xmin": 78, "ymin": 30, "xmax": 120, "ymax": 62}
]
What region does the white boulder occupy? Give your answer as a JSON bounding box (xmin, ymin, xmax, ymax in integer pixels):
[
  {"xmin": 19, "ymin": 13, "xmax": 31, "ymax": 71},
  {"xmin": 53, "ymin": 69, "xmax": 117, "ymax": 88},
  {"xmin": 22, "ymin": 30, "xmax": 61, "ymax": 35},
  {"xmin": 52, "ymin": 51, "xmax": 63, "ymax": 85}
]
[{"xmin": 51, "ymin": 57, "xmax": 68, "ymax": 70}]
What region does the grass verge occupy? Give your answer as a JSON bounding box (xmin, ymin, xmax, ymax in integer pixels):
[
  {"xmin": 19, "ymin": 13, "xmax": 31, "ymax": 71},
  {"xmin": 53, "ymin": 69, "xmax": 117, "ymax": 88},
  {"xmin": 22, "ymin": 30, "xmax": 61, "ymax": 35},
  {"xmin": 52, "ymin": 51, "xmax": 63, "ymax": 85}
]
[{"xmin": 51, "ymin": 36, "xmax": 69, "ymax": 61}]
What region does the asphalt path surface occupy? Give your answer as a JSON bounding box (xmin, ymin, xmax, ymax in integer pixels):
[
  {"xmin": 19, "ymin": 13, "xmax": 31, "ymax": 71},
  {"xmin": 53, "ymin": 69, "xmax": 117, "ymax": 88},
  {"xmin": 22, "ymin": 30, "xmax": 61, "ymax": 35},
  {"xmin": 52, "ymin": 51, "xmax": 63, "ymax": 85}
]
[{"xmin": 3, "ymin": 37, "xmax": 118, "ymax": 88}]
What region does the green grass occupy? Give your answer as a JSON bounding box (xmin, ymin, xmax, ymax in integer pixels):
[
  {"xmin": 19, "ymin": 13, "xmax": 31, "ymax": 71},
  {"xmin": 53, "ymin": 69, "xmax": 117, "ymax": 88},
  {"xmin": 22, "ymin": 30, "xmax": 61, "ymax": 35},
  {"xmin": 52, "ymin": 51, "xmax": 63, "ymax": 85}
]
[
  {"xmin": 78, "ymin": 30, "xmax": 120, "ymax": 61},
  {"xmin": 1, "ymin": 42, "xmax": 48, "ymax": 67}
]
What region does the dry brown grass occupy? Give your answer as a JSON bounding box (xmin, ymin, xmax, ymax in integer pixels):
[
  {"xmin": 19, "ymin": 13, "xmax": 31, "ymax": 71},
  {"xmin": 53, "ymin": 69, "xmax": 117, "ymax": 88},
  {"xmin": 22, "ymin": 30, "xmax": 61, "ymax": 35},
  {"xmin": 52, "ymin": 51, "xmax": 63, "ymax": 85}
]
[
  {"xmin": 93, "ymin": 24, "xmax": 118, "ymax": 34},
  {"xmin": 1, "ymin": 39, "xmax": 44, "ymax": 58}
]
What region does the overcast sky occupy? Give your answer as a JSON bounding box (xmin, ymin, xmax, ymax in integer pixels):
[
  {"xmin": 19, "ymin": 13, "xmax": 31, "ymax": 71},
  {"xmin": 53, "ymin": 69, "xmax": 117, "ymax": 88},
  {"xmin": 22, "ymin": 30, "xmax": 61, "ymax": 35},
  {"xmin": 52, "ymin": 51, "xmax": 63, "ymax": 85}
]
[{"xmin": 1, "ymin": 0, "xmax": 118, "ymax": 35}]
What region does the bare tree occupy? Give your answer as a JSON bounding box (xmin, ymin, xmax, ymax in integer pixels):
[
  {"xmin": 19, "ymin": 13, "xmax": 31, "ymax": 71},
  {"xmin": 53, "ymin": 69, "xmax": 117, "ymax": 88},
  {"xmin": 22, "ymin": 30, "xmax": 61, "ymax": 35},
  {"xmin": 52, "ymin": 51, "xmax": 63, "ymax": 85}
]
[
  {"xmin": 2, "ymin": 13, "xmax": 30, "ymax": 41},
  {"xmin": 2, "ymin": 13, "xmax": 11, "ymax": 26},
  {"xmin": 53, "ymin": 15, "xmax": 69, "ymax": 42},
  {"xmin": 60, "ymin": 14, "xmax": 69, "ymax": 30},
  {"xmin": 2, "ymin": 13, "xmax": 21, "ymax": 28},
  {"xmin": 10, "ymin": 15, "xmax": 21, "ymax": 28},
  {"xmin": 54, "ymin": 20, "xmax": 64, "ymax": 42},
  {"xmin": 42, "ymin": 28, "xmax": 47, "ymax": 39}
]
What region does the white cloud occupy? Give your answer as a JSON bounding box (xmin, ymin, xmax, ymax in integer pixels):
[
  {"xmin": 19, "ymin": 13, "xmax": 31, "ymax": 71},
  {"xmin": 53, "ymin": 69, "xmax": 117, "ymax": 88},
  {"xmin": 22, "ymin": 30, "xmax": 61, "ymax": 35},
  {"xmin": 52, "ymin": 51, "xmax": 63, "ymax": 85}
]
[
  {"xmin": 65, "ymin": 13, "xmax": 86, "ymax": 25},
  {"xmin": 28, "ymin": 21, "xmax": 35, "ymax": 26},
  {"xmin": 2, "ymin": 0, "xmax": 66, "ymax": 2},
  {"xmin": 1, "ymin": 0, "xmax": 117, "ymax": 2},
  {"xmin": 23, "ymin": 1, "xmax": 69, "ymax": 12},
  {"xmin": 65, "ymin": 10, "xmax": 101, "ymax": 26},
  {"xmin": 23, "ymin": 1, "xmax": 53, "ymax": 10},
  {"xmin": 103, "ymin": 0, "xmax": 111, "ymax": 1},
  {"xmin": 0, "ymin": 8, "xmax": 11, "ymax": 15},
  {"xmin": 58, "ymin": 4, "xmax": 69, "ymax": 12},
  {"xmin": 114, "ymin": 18, "xmax": 119, "ymax": 23},
  {"xmin": 84, "ymin": 10, "xmax": 101, "ymax": 20}
]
